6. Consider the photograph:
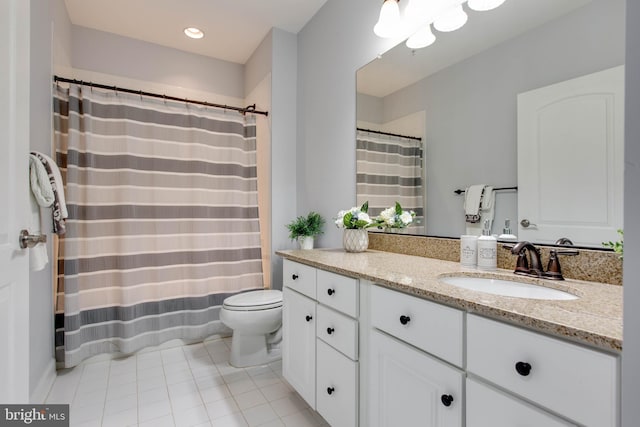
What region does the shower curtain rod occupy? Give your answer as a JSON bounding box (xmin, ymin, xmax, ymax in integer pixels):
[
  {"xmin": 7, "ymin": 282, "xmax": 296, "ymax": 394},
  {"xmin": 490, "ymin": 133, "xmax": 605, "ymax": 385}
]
[
  {"xmin": 53, "ymin": 76, "xmax": 269, "ymax": 116},
  {"xmin": 357, "ymin": 127, "xmax": 422, "ymax": 142}
]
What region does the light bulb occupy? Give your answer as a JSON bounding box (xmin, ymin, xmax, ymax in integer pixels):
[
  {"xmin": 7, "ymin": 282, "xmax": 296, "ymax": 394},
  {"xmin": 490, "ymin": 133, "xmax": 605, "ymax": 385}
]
[
  {"xmin": 374, "ymin": 0, "xmax": 401, "ymax": 38},
  {"xmin": 406, "ymin": 25, "xmax": 436, "ymax": 49},
  {"xmin": 184, "ymin": 27, "xmax": 204, "ymax": 39},
  {"xmin": 468, "ymin": 0, "xmax": 506, "ymax": 12},
  {"xmin": 433, "ymin": 4, "xmax": 468, "ymax": 32}
]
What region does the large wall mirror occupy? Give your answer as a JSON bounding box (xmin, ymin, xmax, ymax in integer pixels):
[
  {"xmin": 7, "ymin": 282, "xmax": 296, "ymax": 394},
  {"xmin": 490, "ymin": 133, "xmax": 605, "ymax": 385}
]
[{"xmin": 356, "ymin": 0, "xmax": 625, "ymax": 248}]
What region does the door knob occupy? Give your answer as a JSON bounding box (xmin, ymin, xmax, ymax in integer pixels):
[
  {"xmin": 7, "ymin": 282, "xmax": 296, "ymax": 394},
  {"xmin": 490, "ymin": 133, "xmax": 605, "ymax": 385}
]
[
  {"xmin": 520, "ymin": 219, "xmax": 537, "ymax": 228},
  {"xmin": 399, "ymin": 315, "xmax": 411, "ymax": 325},
  {"xmin": 19, "ymin": 229, "xmax": 47, "ymax": 249}
]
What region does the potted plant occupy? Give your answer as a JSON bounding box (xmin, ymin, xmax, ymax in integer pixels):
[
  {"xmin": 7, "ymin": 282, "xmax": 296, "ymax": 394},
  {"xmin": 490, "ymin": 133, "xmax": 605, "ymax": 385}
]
[
  {"xmin": 335, "ymin": 201, "xmax": 379, "ymax": 252},
  {"xmin": 377, "ymin": 202, "xmax": 416, "ymax": 232},
  {"xmin": 286, "ymin": 211, "xmax": 325, "ymax": 249}
]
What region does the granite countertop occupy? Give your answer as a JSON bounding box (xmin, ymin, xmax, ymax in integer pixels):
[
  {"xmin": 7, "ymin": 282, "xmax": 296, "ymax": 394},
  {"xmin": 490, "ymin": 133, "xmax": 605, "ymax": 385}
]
[{"xmin": 276, "ymin": 248, "xmax": 623, "ymax": 353}]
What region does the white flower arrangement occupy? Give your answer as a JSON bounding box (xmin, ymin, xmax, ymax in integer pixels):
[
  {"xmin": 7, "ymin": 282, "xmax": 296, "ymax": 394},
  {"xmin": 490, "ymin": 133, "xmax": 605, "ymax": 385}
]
[
  {"xmin": 335, "ymin": 201, "xmax": 377, "ymax": 229},
  {"xmin": 378, "ymin": 202, "xmax": 415, "ymax": 229}
]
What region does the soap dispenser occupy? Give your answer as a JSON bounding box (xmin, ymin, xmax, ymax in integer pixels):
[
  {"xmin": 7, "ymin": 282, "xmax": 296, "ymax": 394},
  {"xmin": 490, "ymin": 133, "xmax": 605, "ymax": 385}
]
[
  {"xmin": 498, "ymin": 219, "xmax": 518, "ymax": 241},
  {"xmin": 477, "ymin": 219, "xmax": 497, "ymax": 271}
]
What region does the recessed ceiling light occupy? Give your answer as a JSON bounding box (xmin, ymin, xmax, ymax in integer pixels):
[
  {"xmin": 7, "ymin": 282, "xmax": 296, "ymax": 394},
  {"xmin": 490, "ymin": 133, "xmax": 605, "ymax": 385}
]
[{"xmin": 184, "ymin": 27, "xmax": 204, "ymax": 39}]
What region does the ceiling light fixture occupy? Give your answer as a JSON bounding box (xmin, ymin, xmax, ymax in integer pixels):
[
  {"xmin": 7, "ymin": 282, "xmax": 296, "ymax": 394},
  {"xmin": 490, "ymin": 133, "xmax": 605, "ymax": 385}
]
[
  {"xmin": 468, "ymin": 0, "xmax": 506, "ymax": 12},
  {"xmin": 374, "ymin": 0, "xmax": 508, "ymax": 49},
  {"xmin": 406, "ymin": 24, "xmax": 436, "ymax": 49},
  {"xmin": 184, "ymin": 27, "xmax": 204, "ymax": 39},
  {"xmin": 374, "ymin": 0, "xmax": 402, "ymax": 38},
  {"xmin": 433, "ymin": 4, "xmax": 468, "ymax": 32}
]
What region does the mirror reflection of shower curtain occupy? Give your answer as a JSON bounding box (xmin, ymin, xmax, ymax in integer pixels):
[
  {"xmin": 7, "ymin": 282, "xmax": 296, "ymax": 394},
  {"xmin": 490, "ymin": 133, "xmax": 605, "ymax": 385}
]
[
  {"xmin": 356, "ymin": 130, "xmax": 424, "ymax": 233},
  {"xmin": 53, "ymin": 83, "xmax": 264, "ymax": 368}
]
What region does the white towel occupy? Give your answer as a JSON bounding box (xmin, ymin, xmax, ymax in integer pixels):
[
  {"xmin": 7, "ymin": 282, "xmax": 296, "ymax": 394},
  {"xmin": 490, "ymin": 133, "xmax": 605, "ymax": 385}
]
[
  {"xmin": 464, "ymin": 185, "xmax": 485, "ymax": 223},
  {"xmin": 34, "ymin": 152, "xmax": 68, "ymax": 220},
  {"xmin": 28, "ymin": 154, "xmax": 52, "ymax": 271},
  {"xmin": 29, "ymin": 154, "xmax": 54, "ymax": 207},
  {"xmin": 465, "ymin": 185, "xmax": 496, "ymax": 236}
]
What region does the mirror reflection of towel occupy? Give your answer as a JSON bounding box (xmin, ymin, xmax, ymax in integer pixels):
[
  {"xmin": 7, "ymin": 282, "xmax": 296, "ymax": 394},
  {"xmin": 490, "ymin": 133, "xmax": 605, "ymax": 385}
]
[
  {"xmin": 465, "ymin": 185, "xmax": 496, "ymax": 236},
  {"xmin": 464, "ymin": 185, "xmax": 485, "ymax": 223}
]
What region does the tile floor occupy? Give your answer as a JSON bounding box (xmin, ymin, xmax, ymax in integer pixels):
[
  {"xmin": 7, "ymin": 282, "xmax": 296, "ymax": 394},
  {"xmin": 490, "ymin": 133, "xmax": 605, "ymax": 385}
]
[{"xmin": 45, "ymin": 337, "xmax": 329, "ymax": 427}]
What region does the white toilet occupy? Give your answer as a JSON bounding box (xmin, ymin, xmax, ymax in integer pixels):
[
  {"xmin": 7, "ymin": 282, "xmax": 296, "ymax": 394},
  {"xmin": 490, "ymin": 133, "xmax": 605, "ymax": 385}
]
[{"xmin": 219, "ymin": 289, "xmax": 283, "ymax": 368}]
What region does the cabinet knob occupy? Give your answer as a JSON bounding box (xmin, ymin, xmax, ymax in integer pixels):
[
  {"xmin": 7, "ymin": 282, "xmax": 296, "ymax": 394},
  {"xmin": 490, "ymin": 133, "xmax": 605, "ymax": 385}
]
[
  {"xmin": 441, "ymin": 394, "xmax": 454, "ymax": 407},
  {"xmin": 515, "ymin": 361, "xmax": 532, "ymax": 376},
  {"xmin": 399, "ymin": 315, "xmax": 411, "ymax": 325},
  {"xmin": 292, "ymin": 274, "xmax": 299, "ymax": 280},
  {"xmin": 327, "ymin": 387, "xmax": 335, "ymax": 395},
  {"xmin": 327, "ymin": 288, "xmax": 335, "ymax": 296},
  {"xmin": 305, "ymin": 315, "xmax": 313, "ymax": 322},
  {"xmin": 327, "ymin": 327, "xmax": 335, "ymax": 335}
]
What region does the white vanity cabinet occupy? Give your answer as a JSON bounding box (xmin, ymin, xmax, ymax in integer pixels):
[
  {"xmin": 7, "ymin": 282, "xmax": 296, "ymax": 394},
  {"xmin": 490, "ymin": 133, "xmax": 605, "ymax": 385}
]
[
  {"xmin": 467, "ymin": 314, "xmax": 619, "ymax": 427},
  {"xmin": 282, "ymin": 260, "xmax": 359, "ymax": 427},
  {"xmin": 368, "ymin": 285, "xmax": 464, "ymax": 427}
]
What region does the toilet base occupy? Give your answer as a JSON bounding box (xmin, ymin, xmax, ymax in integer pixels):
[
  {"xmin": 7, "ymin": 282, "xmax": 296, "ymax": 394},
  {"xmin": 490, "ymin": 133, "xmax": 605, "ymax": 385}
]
[{"xmin": 229, "ymin": 331, "xmax": 282, "ymax": 368}]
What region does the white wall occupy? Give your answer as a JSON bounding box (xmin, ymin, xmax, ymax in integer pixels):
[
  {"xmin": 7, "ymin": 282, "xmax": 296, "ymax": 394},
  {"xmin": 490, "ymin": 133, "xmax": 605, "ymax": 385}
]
[{"xmin": 622, "ymin": 0, "xmax": 640, "ymax": 424}]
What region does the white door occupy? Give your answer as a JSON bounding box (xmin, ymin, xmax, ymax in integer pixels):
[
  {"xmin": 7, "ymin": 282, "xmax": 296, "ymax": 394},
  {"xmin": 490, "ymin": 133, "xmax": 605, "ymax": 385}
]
[
  {"xmin": 0, "ymin": 0, "xmax": 31, "ymax": 403},
  {"xmin": 368, "ymin": 329, "xmax": 463, "ymax": 427},
  {"xmin": 282, "ymin": 287, "xmax": 316, "ymax": 408},
  {"xmin": 517, "ymin": 66, "xmax": 624, "ymax": 246}
]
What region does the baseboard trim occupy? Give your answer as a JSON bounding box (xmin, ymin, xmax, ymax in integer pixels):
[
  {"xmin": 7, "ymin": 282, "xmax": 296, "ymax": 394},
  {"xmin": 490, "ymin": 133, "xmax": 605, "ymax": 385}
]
[{"xmin": 30, "ymin": 358, "xmax": 56, "ymax": 404}]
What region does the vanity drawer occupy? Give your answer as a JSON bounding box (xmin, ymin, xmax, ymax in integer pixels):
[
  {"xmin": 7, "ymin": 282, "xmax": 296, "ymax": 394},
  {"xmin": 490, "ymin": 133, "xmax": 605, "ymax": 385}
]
[
  {"xmin": 467, "ymin": 314, "xmax": 618, "ymax": 427},
  {"xmin": 316, "ymin": 339, "xmax": 358, "ymax": 427},
  {"xmin": 371, "ymin": 285, "xmax": 463, "ymax": 367},
  {"xmin": 283, "ymin": 260, "xmax": 316, "ymax": 299},
  {"xmin": 466, "ymin": 378, "xmax": 576, "ymax": 427},
  {"xmin": 316, "ymin": 303, "xmax": 358, "ymax": 360},
  {"xmin": 317, "ymin": 269, "xmax": 358, "ymax": 317}
]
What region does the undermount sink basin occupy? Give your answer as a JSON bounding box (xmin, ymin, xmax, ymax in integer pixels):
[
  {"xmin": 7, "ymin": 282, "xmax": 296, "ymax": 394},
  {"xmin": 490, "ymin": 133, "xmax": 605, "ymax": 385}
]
[{"xmin": 439, "ymin": 276, "xmax": 578, "ymax": 300}]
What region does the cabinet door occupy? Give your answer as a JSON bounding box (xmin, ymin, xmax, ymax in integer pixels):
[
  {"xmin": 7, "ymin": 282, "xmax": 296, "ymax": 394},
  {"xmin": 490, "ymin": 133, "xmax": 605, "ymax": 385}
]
[
  {"xmin": 369, "ymin": 329, "xmax": 463, "ymax": 427},
  {"xmin": 467, "ymin": 378, "xmax": 576, "ymax": 427},
  {"xmin": 316, "ymin": 339, "xmax": 358, "ymax": 427},
  {"xmin": 282, "ymin": 287, "xmax": 316, "ymax": 408}
]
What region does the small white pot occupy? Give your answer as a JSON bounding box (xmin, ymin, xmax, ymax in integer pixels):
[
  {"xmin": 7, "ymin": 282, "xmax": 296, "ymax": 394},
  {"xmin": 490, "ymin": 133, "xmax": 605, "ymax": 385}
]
[{"xmin": 298, "ymin": 236, "xmax": 314, "ymax": 250}]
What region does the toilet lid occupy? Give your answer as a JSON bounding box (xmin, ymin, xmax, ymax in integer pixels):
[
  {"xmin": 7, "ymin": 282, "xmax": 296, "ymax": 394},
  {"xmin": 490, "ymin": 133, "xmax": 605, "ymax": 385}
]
[{"xmin": 223, "ymin": 289, "xmax": 283, "ymax": 311}]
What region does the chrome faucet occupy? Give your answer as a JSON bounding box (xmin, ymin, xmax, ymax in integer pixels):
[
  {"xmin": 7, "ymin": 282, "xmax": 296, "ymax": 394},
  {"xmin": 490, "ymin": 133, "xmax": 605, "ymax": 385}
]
[
  {"xmin": 510, "ymin": 241, "xmax": 544, "ymax": 277},
  {"xmin": 509, "ymin": 241, "xmax": 579, "ymax": 280}
]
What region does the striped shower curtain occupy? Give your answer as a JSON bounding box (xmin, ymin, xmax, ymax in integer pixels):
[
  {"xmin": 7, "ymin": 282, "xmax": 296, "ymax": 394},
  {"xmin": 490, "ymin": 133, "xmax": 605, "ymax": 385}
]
[
  {"xmin": 53, "ymin": 84, "xmax": 264, "ymax": 367},
  {"xmin": 356, "ymin": 130, "xmax": 424, "ymax": 233}
]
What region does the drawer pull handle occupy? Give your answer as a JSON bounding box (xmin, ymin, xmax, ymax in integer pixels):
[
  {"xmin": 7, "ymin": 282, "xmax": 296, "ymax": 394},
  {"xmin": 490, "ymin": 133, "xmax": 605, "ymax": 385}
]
[
  {"xmin": 327, "ymin": 387, "xmax": 335, "ymax": 395},
  {"xmin": 327, "ymin": 288, "xmax": 335, "ymax": 296},
  {"xmin": 292, "ymin": 274, "xmax": 299, "ymax": 280},
  {"xmin": 327, "ymin": 327, "xmax": 335, "ymax": 335},
  {"xmin": 440, "ymin": 394, "xmax": 454, "ymax": 407},
  {"xmin": 399, "ymin": 315, "xmax": 411, "ymax": 325},
  {"xmin": 515, "ymin": 361, "xmax": 532, "ymax": 376},
  {"xmin": 305, "ymin": 315, "xmax": 313, "ymax": 322}
]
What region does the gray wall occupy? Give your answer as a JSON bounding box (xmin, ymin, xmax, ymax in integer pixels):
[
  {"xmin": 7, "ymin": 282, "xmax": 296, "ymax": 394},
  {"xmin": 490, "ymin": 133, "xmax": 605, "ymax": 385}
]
[
  {"xmin": 360, "ymin": 0, "xmax": 625, "ymax": 237},
  {"xmin": 270, "ymin": 28, "xmax": 298, "ymax": 288},
  {"xmin": 622, "ymin": 0, "xmax": 640, "ymax": 424},
  {"xmin": 297, "ymin": 0, "xmax": 398, "ymax": 247},
  {"xmin": 71, "ymin": 26, "xmax": 245, "ymax": 99}
]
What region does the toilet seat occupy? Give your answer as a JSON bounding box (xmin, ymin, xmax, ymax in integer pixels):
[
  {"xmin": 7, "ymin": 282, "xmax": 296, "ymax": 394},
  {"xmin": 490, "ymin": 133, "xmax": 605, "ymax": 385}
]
[{"xmin": 223, "ymin": 289, "xmax": 283, "ymax": 311}]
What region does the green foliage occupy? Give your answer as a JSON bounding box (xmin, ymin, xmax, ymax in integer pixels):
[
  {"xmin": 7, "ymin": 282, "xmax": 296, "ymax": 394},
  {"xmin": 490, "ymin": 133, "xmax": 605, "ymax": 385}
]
[
  {"xmin": 286, "ymin": 211, "xmax": 325, "ymax": 240},
  {"xmin": 602, "ymin": 229, "xmax": 623, "ymax": 260}
]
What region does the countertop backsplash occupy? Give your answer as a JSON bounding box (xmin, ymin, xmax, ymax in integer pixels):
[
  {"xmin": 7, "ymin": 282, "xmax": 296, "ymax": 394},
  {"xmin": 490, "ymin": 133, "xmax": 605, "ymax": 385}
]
[{"xmin": 368, "ymin": 232, "xmax": 622, "ymax": 286}]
